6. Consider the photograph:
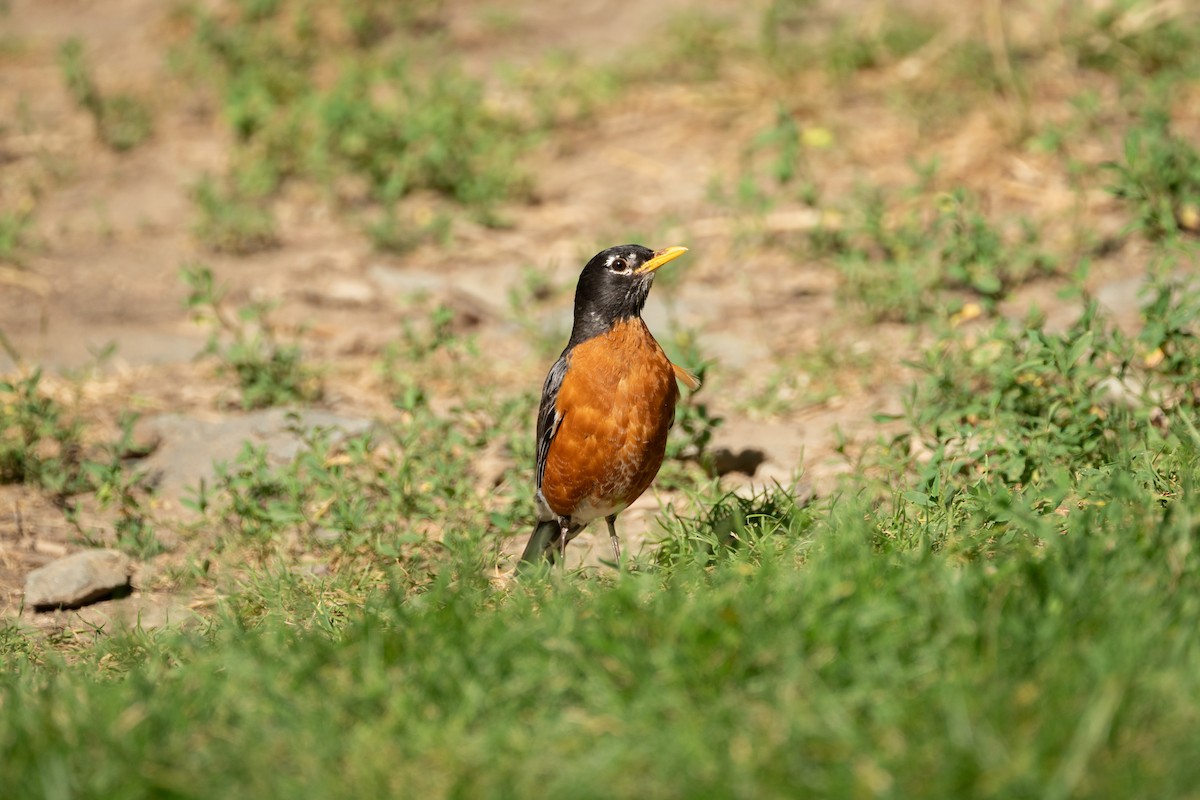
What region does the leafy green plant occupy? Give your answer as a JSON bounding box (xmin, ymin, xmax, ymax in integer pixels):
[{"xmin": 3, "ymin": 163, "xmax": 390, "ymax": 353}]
[
  {"xmin": 193, "ymin": 391, "xmax": 530, "ymax": 574},
  {"xmin": 763, "ymin": 0, "xmax": 936, "ymax": 78},
  {"xmin": 632, "ymin": 11, "xmax": 742, "ymax": 83},
  {"xmin": 834, "ymin": 188, "xmax": 1058, "ymax": 321},
  {"xmin": 876, "ymin": 271, "xmax": 1200, "ymax": 562},
  {"xmin": 86, "ymin": 416, "xmax": 163, "ymax": 559},
  {"xmin": 1069, "ymin": 1, "xmax": 1200, "ymax": 77},
  {"xmin": 0, "ymin": 369, "xmax": 88, "ymax": 497},
  {"xmin": 741, "ymin": 337, "xmax": 875, "ymax": 417},
  {"xmin": 367, "ymin": 207, "xmax": 451, "ymax": 254},
  {"xmin": 191, "ymin": 174, "xmax": 278, "ymax": 254},
  {"xmin": 0, "ymin": 209, "xmax": 32, "ymax": 265},
  {"xmin": 57, "ymin": 38, "xmax": 152, "ymax": 152},
  {"xmin": 823, "ymin": 12, "xmax": 937, "ymax": 77},
  {"xmin": 182, "ymin": 264, "xmax": 321, "ymax": 409},
  {"xmin": 176, "ymin": 0, "xmax": 531, "ymax": 248},
  {"xmin": 1106, "ymin": 110, "xmax": 1200, "ymax": 241},
  {"xmin": 652, "ymin": 483, "xmax": 816, "ymax": 569},
  {"xmin": 1, "ymin": 373, "xmax": 159, "ymax": 555}
]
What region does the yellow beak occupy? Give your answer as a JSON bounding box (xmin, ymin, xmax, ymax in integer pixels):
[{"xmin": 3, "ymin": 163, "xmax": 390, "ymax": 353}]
[{"xmin": 636, "ymin": 246, "xmax": 689, "ymax": 275}]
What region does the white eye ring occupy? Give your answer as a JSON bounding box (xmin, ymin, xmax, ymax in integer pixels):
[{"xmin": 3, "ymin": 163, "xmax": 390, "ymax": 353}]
[{"xmin": 610, "ymin": 257, "xmax": 631, "ymax": 273}]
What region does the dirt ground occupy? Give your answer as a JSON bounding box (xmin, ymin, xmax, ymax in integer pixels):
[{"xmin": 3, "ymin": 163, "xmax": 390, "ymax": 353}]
[{"xmin": 0, "ymin": 0, "xmax": 1161, "ymax": 625}]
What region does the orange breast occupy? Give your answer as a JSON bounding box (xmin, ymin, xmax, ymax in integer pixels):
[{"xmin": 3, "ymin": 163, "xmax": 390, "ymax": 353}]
[{"xmin": 541, "ymin": 318, "xmax": 678, "ymax": 522}]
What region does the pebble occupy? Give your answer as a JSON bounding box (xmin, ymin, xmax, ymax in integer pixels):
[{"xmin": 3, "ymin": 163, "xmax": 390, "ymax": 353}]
[{"xmin": 24, "ymin": 549, "xmax": 131, "ymax": 611}]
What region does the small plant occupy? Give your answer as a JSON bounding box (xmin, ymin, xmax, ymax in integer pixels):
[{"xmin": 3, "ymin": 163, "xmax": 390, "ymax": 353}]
[
  {"xmin": 742, "ymin": 337, "xmax": 875, "ymax": 417},
  {"xmin": 875, "ymin": 272, "xmax": 1200, "ymax": 557},
  {"xmin": 1, "ymin": 374, "xmax": 160, "ymax": 554},
  {"xmin": 834, "ymin": 188, "xmax": 1058, "ymax": 321},
  {"xmin": 194, "ymin": 394, "xmax": 524, "ymax": 570},
  {"xmin": 86, "ymin": 416, "xmax": 162, "ymax": 559},
  {"xmin": 57, "ymin": 38, "xmax": 152, "ymax": 152},
  {"xmin": 633, "ymin": 11, "xmax": 741, "ymax": 83},
  {"xmin": 183, "ymin": 264, "xmax": 321, "ymax": 409},
  {"xmin": 367, "ymin": 206, "xmax": 451, "ymax": 254},
  {"xmin": 1069, "ymin": 2, "xmax": 1200, "ymax": 77},
  {"xmin": 192, "ymin": 175, "xmax": 278, "ymax": 254},
  {"xmin": 176, "ymin": 0, "xmax": 532, "ymax": 251},
  {"xmin": 0, "ymin": 370, "xmax": 88, "ymax": 497},
  {"xmin": 653, "ymin": 484, "xmax": 815, "ymax": 569},
  {"xmin": 1106, "ymin": 110, "xmax": 1200, "ymax": 241},
  {"xmin": 0, "ymin": 208, "xmax": 32, "ymax": 265}
]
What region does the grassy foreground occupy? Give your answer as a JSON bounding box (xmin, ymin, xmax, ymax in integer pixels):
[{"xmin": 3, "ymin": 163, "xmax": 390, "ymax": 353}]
[
  {"xmin": 6, "ymin": 1, "xmax": 1200, "ymax": 796},
  {"xmin": 5, "ymin": 279, "xmax": 1200, "ymax": 798}
]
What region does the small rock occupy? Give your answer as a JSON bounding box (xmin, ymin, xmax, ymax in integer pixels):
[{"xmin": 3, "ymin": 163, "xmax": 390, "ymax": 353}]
[
  {"xmin": 367, "ymin": 264, "xmax": 444, "ymax": 296},
  {"xmin": 313, "ymin": 528, "xmax": 343, "ymax": 545},
  {"xmin": 323, "ymin": 278, "xmax": 377, "ymax": 306},
  {"xmin": 24, "ymin": 549, "xmax": 132, "ymax": 611}
]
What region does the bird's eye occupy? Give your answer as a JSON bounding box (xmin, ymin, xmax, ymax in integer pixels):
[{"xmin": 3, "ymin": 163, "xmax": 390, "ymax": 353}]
[{"xmin": 610, "ymin": 257, "xmax": 630, "ymax": 273}]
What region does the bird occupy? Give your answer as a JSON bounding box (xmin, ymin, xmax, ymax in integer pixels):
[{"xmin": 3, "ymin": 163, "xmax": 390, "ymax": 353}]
[{"xmin": 518, "ymin": 243, "xmax": 700, "ymax": 570}]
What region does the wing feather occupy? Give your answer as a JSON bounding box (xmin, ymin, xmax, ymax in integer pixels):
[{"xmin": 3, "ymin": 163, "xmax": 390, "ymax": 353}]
[
  {"xmin": 671, "ymin": 362, "xmax": 701, "ymax": 391},
  {"xmin": 535, "ymin": 354, "xmax": 570, "ymax": 492}
]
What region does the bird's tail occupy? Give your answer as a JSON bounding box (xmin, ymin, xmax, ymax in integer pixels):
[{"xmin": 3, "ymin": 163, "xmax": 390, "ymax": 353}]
[{"xmin": 518, "ymin": 519, "xmax": 560, "ymax": 569}]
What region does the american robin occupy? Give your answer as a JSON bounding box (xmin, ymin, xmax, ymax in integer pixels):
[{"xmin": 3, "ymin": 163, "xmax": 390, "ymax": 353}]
[{"xmin": 519, "ymin": 244, "xmax": 700, "ymax": 569}]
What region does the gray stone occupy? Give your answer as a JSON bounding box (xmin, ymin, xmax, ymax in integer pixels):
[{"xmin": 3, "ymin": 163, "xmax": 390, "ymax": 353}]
[
  {"xmin": 367, "ymin": 264, "xmax": 445, "ymax": 296},
  {"xmin": 135, "ymin": 409, "xmax": 375, "ymax": 501},
  {"xmin": 24, "ymin": 550, "xmax": 131, "ymax": 610},
  {"xmin": 323, "ymin": 278, "xmax": 377, "ymax": 306}
]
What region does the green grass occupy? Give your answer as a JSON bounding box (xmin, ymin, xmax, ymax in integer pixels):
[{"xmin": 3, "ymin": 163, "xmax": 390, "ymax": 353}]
[
  {"xmin": 190, "ymin": 174, "xmax": 278, "ymax": 254},
  {"xmin": 831, "ymin": 187, "xmax": 1059, "ymax": 322},
  {"xmin": 1107, "ymin": 109, "xmax": 1200, "ymax": 241},
  {"xmin": 58, "ymin": 38, "xmax": 153, "ymax": 152},
  {"xmin": 1068, "ymin": 1, "xmax": 1200, "ymax": 78},
  {"xmin": 0, "ymin": 208, "xmax": 33, "ymax": 265},
  {"xmin": 7, "ymin": 261, "xmax": 1200, "ymax": 796},
  {"xmin": 1, "ymin": 371, "xmax": 160, "ymax": 557},
  {"xmin": 182, "ymin": 264, "xmax": 321, "ymax": 409},
  {"xmin": 7, "ymin": 3, "xmax": 1200, "ymax": 796},
  {"xmin": 175, "ymin": 0, "xmax": 533, "ymax": 250}
]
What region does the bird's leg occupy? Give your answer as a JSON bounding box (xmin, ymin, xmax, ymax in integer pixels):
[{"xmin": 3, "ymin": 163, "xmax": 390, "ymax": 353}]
[
  {"xmin": 605, "ymin": 514, "xmax": 621, "ymax": 568},
  {"xmin": 559, "ymin": 518, "xmax": 570, "ymax": 565}
]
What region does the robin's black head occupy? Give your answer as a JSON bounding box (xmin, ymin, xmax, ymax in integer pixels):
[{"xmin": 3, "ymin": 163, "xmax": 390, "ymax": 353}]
[{"xmin": 567, "ymin": 244, "xmax": 688, "ymax": 346}]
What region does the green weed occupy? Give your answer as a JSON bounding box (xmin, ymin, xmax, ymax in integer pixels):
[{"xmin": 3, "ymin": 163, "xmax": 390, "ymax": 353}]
[
  {"xmin": 741, "ymin": 336, "xmax": 876, "ymax": 417},
  {"xmin": 176, "ymin": 0, "xmax": 531, "ymax": 248},
  {"xmin": 86, "ymin": 416, "xmax": 163, "ymax": 560},
  {"xmin": 824, "ymin": 12, "xmax": 937, "ymax": 78},
  {"xmin": 512, "ymin": 51, "xmax": 625, "ymax": 128},
  {"xmin": 1106, "ymin": 110, "xmax": 1200, "ymax": 241},
  {"xmin": 367, "ymin": 207, "xmax": 451, "ymax": 254},
  {"xmin": 57, "ymin": 38, "xmax": 152, "ymax": 152},
  {"xmin": 191, "ymin": 390, "xmax": 530, "ymax": 581},
  {"xmin": 1069, "ymin": 1, "xmax": 1200, "ymax": 77},
  {"xmin": 0, "ymin": 369, "xmax": 88, "ymax": 497},
  {"xmin": 876, "ymin": 270, "xmax": 1200, "ymax": 561},
  {"xmin": 834, "ymin": 188, "xmax": 1058, "ymax": 321},
  {"xmin": 632, "ymin": 11, "xmax": 743, "ymax": 83},
  {"xmin": 0, "ymin": 372, "xmax": 159, "ymax": 557},
  {"xmin": 191, "ymin": 174, "xmax": 278, "ymax": 254},
  {"xmin": 182, "ymin": 264, "xmax": 321, "ymax": 409},
  {"xmin": 0, "ymin": 208, "xmax": 32, "ymax": 265}
]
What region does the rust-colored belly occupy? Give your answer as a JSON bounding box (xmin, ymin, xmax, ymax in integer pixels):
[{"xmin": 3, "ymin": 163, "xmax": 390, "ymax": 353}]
[{"xmin": 541, "ymin": 318, "xmax": 678, "ymax": 522}]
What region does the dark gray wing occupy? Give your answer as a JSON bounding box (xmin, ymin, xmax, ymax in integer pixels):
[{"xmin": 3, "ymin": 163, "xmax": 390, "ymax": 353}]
[{"xmin": 535, "ymin": 353, "xmax": 570, "ymax": 492}]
